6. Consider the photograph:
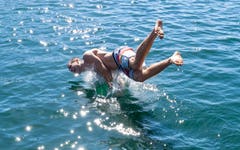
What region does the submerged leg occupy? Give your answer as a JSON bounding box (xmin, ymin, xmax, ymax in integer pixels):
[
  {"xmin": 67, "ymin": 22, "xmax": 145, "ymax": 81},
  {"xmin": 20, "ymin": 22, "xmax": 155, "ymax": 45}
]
[{"xmin": 130, "ymin": 20, "xmax": 164, "ymax": 70}]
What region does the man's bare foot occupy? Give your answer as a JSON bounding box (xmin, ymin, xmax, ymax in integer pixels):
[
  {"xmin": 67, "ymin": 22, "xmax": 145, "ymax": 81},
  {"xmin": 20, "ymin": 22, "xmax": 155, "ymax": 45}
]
[
  {"xmin": 170, "ymin": 51, "xmax": 183, "ymax": 66},
  {"xmin": 155, "ymin": 20, "xmax": 164, "ymax": 39}
]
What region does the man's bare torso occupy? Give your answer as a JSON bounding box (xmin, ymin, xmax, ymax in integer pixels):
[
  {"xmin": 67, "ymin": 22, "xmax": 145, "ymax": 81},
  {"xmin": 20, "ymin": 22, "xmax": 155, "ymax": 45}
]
[{"xmin": 84, "ymin": 49, "xmax": 118, "ymax": 70}]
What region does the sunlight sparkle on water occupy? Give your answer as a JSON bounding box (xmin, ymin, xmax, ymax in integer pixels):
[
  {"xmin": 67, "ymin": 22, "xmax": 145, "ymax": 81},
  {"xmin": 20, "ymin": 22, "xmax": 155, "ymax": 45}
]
[
  {"xmin": 71, "ymin": 144, "xmax": 76, "ymax": 148},
  {"xmin": 134, "ymin": 37, "xmax": 140, "ymax": 42},
  {"xmin": 70, "ymin": 129, "xmax": 74, "ymax": 134},
  {"xmin": 87, "ymin": 121, "xmax": 93, "ymax": 131},
  {"xmin": 70, "ymin": 37, "xmax": 74, "ymax": 41},
  {"xmin": 80, "ymin": 109, "xmax": 89, "ymax": 117},
  {"xmin": 37, "ymin": 145, "xmax": 45, "ymax": 150},
  {"xmin": 78, "ymin": 147, "xmax": 85, "ymax": 150},
  {"xmin": 25, "ymin": 125, "xmax": 32, "ymax": 132},
  {"xmin": 178, "ymin": 120, "xmax": 185, "ymax": 124},
  {"xmin": 88, "ymin": 126, "xmax": 93, "ymax": 132},
  {"xmin": 15, "ymin": 136, "xmax": 21, "ymax": 142},
  {"xmin": 58, "ymin": 108, "xmax": 69, "ymax": 117},
  {"xmin": 29, "ymin": 29, "xmax": 34, "ymax": 34},
  {"xmin": 63, "ymin": 45, "xmax": 68, "ymax": 50},
  {"xmin": 65, "ymin": 140, "xmax": 70, "ymax": 145},
  {"xmin": 74, "ymin": 73, "xmax": 79, "ymax": 77},
  {"xmin": 66, "ymin": 17, "xmax": 73, "ymax": 23},
  {"xmin": 77, "ymin": 91, "xmax": 84, "ymax": 96},
  {"xmin": 72, "ymin": 114, "xmax": 77, "ymax": 119},
  {"xmin": 96, "ymin": 4, "xmax": 103, "ymax": 9},
  {"xmin": 94, "ymin": 118, "xmax": 140, "ymax": 136},
  {"xmin": 39, "ymin": 40, "xmax": 48, "ymax": 47},
  {"xmin": 68, "ymin": 3, "xmax": 74, "ymax": 8}
]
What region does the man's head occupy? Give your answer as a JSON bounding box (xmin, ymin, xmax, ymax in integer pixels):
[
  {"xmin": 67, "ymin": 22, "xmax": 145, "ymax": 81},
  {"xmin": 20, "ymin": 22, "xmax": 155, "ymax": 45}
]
[{"xmin": 67, "ymin": 58, "xmax": 85, "ymax": 73}]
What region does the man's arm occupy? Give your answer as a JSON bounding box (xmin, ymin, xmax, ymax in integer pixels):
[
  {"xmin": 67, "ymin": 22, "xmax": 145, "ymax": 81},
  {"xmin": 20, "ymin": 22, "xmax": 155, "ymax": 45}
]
[{"xmin": 83, "ymin": 50, "xmax": 113, "ymax": 86}]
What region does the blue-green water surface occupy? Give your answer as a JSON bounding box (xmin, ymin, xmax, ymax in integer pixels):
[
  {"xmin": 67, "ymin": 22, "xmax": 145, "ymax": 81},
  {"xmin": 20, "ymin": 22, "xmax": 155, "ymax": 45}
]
[{"xmin": 1, "ymin": 0, "xmax": 240, "ymax": 149}]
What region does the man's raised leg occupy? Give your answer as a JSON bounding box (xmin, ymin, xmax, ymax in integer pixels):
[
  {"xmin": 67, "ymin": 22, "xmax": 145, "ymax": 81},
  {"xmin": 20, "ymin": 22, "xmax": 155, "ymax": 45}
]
[{"xmin": 130, "ymin": 20, "xmax": 164, "ymax": 70}]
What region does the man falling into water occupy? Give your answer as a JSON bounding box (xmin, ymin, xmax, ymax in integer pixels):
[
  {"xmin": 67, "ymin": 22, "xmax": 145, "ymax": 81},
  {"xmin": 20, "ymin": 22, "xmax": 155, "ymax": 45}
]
[{"xmin": 67, "ymin": 20, "xmax": 183, "ymax": 86}]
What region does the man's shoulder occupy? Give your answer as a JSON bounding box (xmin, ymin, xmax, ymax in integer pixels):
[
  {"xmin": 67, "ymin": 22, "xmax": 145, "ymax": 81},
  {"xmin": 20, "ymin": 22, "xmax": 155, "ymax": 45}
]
[{"xmin": 83, "ymin": 48, "xmax": 100, "ymax": 55}]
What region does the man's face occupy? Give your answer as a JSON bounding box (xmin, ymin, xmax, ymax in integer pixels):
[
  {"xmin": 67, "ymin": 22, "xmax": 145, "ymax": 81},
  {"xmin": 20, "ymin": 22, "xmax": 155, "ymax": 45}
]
[{"xmin": 67, "ymin": 58, "xmax": 83, "ymax": 73}]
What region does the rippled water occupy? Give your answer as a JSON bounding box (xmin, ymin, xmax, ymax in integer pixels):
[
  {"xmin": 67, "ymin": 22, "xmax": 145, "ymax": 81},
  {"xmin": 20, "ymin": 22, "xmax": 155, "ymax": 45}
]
[{"xmin": 1, "ymin": 0, "xmax": 240, "ymax": 149}]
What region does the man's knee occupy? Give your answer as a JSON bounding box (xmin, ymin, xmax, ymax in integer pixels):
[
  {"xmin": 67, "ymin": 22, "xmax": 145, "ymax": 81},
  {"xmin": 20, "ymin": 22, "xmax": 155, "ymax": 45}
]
[
  {"xmin": 133, "ymin": 71, "xmax": 146, "ymax": 82},
  {"xmin": 129, "ymin": 57, "xmax": 142, "ymax": 71}
]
